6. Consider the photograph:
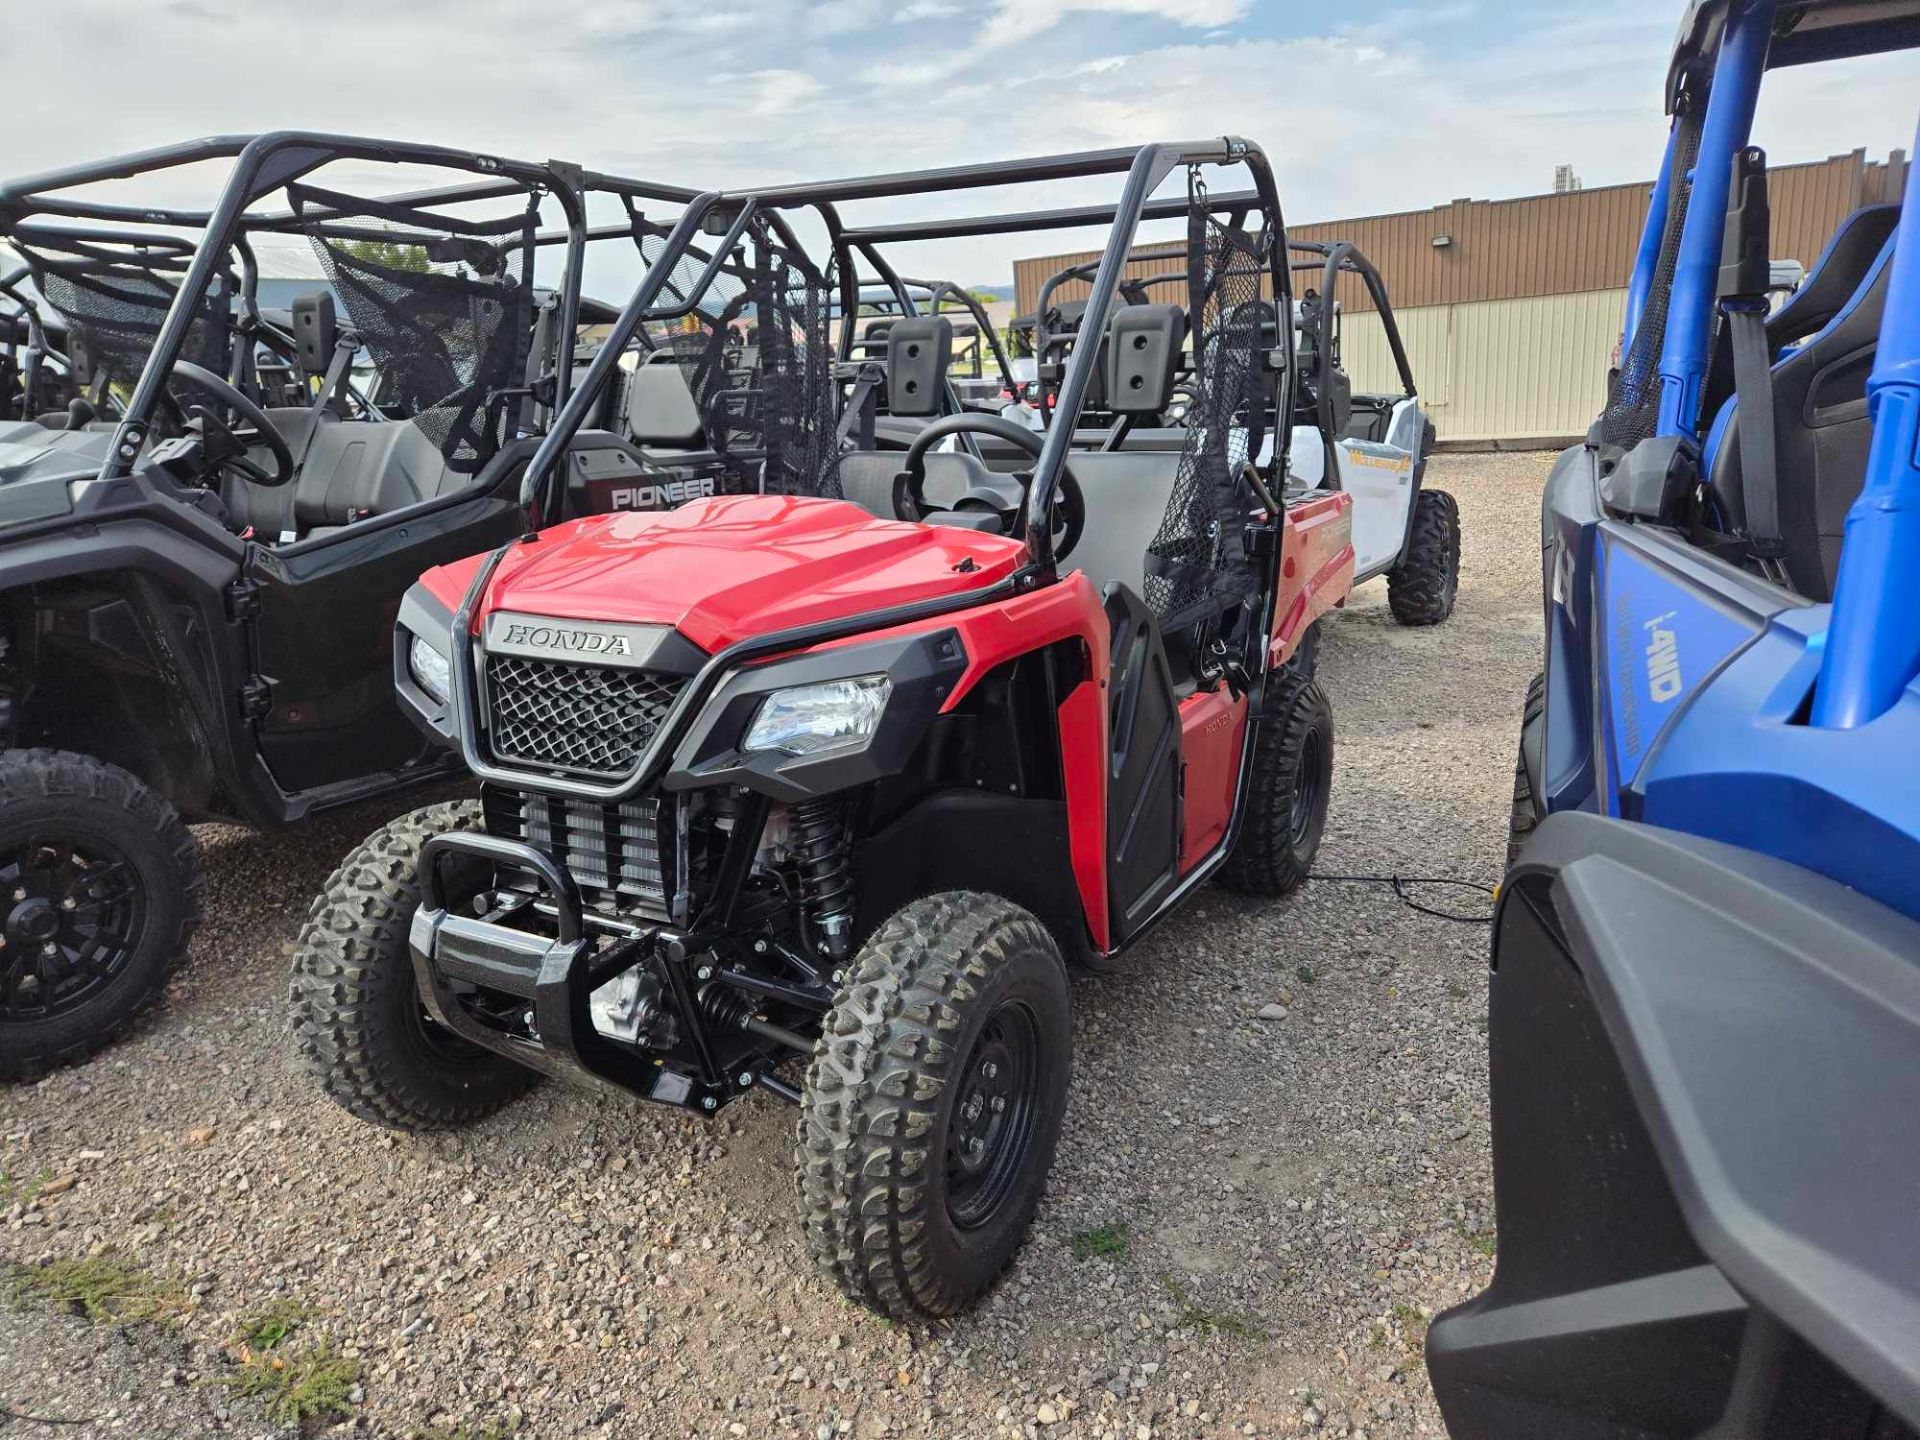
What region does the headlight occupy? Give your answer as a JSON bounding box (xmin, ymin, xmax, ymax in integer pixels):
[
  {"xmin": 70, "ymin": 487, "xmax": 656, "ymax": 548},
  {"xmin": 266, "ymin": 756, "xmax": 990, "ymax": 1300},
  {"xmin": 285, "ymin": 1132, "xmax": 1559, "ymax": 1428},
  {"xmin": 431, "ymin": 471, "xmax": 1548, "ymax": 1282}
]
[
  {"xmin": 742, "ymin": 676, "xmax": 891, "ymax": 757},
  {"xmin": 408, "ymin": 632, "xmax": 452, "ymax": 706}
]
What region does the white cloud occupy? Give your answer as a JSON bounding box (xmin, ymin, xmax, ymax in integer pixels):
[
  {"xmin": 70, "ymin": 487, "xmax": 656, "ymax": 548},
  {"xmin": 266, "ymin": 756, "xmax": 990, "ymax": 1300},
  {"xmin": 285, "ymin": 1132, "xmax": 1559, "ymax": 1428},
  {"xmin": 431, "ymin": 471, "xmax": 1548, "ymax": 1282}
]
[{"xmin": 2, "ymin": 0, "xmax": 1913, "ymax": 294}]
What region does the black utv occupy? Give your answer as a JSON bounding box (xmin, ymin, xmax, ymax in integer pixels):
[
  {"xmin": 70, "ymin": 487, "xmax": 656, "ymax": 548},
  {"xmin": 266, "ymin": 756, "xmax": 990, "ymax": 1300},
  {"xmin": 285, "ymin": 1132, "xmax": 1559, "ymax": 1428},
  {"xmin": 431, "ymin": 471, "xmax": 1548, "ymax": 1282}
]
[{"xmin": 0, "ymin": 134, "xmax": 703, "ymax": 1079}]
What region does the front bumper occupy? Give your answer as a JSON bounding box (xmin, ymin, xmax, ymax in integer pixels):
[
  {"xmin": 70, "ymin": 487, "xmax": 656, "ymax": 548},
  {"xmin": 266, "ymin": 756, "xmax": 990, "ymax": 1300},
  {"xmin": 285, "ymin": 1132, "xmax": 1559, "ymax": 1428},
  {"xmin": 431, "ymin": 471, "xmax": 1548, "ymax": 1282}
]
[{"xmin": 410, "ymin": 830, "xmax": 784, "ymax": 1113}]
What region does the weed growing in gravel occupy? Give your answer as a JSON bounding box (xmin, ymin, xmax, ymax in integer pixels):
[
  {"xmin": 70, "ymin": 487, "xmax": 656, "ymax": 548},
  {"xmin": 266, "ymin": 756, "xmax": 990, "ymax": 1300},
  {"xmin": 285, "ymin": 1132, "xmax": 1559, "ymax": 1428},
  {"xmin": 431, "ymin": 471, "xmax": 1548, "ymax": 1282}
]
[
  {"xmin": 224, "ymin": 1343, "xmax": 361, "ymax": 1428},
  {"xmin": 1458, "ymin": 1223, "xmax": 1497, "ymax": 1258},
  {"xmin": 1070, "ymin": 1225, "xmax": 1129, "ymax": 1261},
  {"xmin": 6, "ymin": 1254, "xmax": 187, "ymax": 1323},
  {"xmin": 1391, "ymin": 1302, "xmax": 1430, "ymax": 1358},
  {"xmin": 221, "ymin": 1295, "xmax": 361, "ymax": 1428},
  {"xmin": 1295, "ymin": 965, "xmax": 1316, "ymax": 985},
  {"xmin": 420, "ymin": 1424, "xmax": 517, "ymax": 1440},
  {"xmin": 1162, "ymin": 1276, "xmax": 1264, "ymax": 1339},
  {"xmin": 0, "ymin": 1166, "xmax": 51, "ymax": 1207},
  {"xmin": 231, "ymin": 1297, "xmax": 316, "ymax": 1351}
]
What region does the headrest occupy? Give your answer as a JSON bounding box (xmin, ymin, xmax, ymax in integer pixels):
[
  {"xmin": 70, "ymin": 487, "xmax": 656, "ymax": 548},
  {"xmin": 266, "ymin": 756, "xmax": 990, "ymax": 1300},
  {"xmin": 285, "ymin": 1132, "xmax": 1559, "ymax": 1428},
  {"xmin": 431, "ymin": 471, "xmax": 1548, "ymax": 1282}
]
[
  {"xmin": 290, "ymin": 292, "xmax": 338, "ymax": 378},
  {"xmin": 886, "ymin": 316, "xmax": 951, "ymax": 418},
  {"xmin": 626, "ymin": 357, "xmax": 705, "ymax": 449},
  {"xmin": 1770, "ymin": 203, "xmax": 1901, "ymax": 348},
  {"xmin": 1105, "ymin": 304, "xmax": 1186, "ymax": 415}
]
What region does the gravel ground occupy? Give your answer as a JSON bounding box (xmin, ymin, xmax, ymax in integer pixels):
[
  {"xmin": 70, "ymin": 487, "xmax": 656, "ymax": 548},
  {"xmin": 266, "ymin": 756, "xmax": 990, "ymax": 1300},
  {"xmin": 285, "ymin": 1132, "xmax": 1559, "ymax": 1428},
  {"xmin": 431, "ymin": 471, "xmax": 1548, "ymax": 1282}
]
[{"xmin": 0, "ymin": 451, "xmax": 1546, "ymax": 1440}]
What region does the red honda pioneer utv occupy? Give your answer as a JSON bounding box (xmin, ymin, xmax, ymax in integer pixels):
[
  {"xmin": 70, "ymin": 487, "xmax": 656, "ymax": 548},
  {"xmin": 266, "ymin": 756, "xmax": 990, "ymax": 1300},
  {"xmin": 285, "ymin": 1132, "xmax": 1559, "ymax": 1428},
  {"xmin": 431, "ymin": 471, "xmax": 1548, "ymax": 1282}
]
[{"xmin": 291, "ymin": 140, "xmax": 1355, "ymax": 1318}]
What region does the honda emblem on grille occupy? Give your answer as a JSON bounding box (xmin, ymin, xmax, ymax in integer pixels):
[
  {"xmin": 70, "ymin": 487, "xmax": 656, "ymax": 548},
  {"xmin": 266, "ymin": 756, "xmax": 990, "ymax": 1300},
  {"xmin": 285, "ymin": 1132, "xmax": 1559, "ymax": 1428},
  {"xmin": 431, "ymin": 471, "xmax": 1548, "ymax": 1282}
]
[
  {"xmin": 484, "ymin": 612, "xmax": 674, "ymax": 668},
  {"xmin": 501, "ymin": 622, "xmax": 632, "ymax": 657}
]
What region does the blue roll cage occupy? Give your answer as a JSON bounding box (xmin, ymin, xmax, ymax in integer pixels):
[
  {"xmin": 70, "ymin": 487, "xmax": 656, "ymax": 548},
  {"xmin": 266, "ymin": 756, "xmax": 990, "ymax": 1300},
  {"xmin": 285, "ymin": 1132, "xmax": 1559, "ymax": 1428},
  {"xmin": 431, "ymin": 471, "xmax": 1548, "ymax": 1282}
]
[{"xmin": 1620, "ymin": 0, "xmax": 1920, "ymax": 733}]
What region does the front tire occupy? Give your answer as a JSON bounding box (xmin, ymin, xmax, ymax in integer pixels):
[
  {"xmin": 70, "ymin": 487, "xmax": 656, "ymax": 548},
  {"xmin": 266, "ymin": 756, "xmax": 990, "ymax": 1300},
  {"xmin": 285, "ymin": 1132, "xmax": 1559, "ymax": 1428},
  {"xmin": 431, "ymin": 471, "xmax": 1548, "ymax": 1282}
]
[
  {"xmin": 798, "ymin": 892, "xmax": 1072, "ymax": 1320},
  {"xmin": 1507, "ymin": 672, "xmax": 1546, "ymax": 873},
  {"xmin": 0, "ymin": 749, "xmax": 203, "ymax": 1082},
  {"xmin": 1387, "ymin": 488, "xmax": 1461, "ymax": 626},
  {"xmin": 289, "ymin": 800, "xmax": 537, "ymax": 1131},
  {"xmin": 1219, "ymin": 671, "xmax": 1334, "ymax": 898}
]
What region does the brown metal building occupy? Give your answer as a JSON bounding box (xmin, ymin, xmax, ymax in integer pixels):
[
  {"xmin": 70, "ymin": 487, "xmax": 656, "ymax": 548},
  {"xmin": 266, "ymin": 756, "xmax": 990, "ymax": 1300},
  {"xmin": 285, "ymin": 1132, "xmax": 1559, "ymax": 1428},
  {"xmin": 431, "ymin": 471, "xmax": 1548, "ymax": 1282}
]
[{"xmin": 1012, "ymin": 150, "xmax": 1907, "ymax": 443}]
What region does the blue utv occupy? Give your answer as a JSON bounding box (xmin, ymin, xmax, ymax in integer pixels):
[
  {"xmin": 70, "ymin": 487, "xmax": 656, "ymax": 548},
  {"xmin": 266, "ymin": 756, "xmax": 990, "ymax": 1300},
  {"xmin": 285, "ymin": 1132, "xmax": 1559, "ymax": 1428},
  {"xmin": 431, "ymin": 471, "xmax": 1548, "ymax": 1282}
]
[{"xmin": 1427, "ymin": 1, "xmax": 1920, "ymax": 1436}]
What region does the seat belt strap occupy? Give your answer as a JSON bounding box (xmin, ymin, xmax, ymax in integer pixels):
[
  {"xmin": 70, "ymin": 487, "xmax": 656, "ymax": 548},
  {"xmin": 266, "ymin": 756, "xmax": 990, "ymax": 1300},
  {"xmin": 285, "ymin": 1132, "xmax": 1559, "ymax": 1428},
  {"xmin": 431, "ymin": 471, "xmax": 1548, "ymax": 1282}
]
[
  {"xmin": 1725, "ymin": 297, "xmax": 1785, "ymax": 580},
  {"xmin": 295, "ymin": 336, "xmax": 355, "ymax": 472},
  {"xmin": 834, "ymin": 363, "xmax": 881, "ymax": 450}
]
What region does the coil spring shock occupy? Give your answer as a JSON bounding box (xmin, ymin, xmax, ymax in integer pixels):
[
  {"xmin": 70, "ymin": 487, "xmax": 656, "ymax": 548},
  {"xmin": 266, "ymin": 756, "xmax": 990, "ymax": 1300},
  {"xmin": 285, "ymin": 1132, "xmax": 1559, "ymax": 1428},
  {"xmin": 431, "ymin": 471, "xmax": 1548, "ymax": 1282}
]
[{"xmin": 790, "ymin": 798, "xmax": 854, "ymax": 961}]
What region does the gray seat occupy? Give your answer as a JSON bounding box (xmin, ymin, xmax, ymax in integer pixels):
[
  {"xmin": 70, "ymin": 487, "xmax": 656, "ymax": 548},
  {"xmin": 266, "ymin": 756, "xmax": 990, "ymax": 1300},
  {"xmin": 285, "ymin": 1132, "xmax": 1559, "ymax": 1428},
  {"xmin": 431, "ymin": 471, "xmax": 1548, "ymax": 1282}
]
[{"xmin": 225, "ymin": 408, "xmax": 460, "ymax": 539}]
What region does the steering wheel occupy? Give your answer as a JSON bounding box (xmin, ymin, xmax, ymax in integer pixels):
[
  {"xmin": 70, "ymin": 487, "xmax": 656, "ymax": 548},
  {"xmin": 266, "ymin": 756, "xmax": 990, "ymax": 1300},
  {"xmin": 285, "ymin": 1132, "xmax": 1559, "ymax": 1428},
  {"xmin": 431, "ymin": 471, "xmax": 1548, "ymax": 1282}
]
[
  {"xmin": 897, "ymin": 413, "xmax": 1085, "ymax": 561},
  {"xmin": 172, "ymin": 360, "xmax": 295, "ymax": 487}
]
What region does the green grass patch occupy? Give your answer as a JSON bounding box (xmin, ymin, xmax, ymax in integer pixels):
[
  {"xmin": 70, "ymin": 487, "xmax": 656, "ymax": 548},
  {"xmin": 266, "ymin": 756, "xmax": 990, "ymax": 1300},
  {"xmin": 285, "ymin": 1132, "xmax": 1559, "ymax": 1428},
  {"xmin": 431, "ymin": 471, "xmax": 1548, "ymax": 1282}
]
[
  {"xmin": 0, "ymin": 1166, "xmax": 51, "ymax": 1207},
  {"xmin": 1070, "ymin": 1224, "xmax": 1129, "ymax": 1261},
  {"xmin": 420, "ymin": 1425, "xmax": 518, "ymax": 1440},
  {"xmin": 1295, "ymin": 965, "xmax": 1316, "ymax": 985},
  {"xmin": 1391, "ymin": 1302, "xmax": 1430, "ymax": 1357},
  {"xmin": 1163, "ymin": 1275, "xmax": 1264, "ymax": 1339},
  {"xmin": 1459, "ymin": 1223, "xmax": 1497, "ymax": 1258},
  {"xmin": 222, "ymin": 1342, "xmax": 361, "ymax": 1428},
  {"xmin": 230, "ymin": 1297, "xmax": 315, "ymax": 1352},
  {"xmin": 7, "ymin": 1254, "xmax": 186, "ymax": 1324}
]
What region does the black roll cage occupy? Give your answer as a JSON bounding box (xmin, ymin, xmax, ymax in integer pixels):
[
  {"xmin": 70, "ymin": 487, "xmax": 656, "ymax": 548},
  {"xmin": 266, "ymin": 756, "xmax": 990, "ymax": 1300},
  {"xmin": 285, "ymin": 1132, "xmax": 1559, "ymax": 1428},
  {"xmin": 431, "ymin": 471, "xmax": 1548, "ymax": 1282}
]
[
  {"xmin": 0, "ymin": 133, "xmax": 694, "ymax": 481},
  {"xmin": 1284, "ymin": 238, "xmax": 1420, "ymax": 483},
  {"xmin": 519, "ymin": 137, "xmax": 1293, "ymax": 583}
]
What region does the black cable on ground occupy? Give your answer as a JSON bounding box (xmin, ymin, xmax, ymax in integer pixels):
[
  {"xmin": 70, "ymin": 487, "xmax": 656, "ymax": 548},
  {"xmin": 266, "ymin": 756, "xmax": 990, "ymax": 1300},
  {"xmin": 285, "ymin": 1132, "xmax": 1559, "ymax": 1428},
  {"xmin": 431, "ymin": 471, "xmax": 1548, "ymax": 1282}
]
[{"xmin": 1306, "ymin": 872, "xmax": 1497, "ymax": 924}]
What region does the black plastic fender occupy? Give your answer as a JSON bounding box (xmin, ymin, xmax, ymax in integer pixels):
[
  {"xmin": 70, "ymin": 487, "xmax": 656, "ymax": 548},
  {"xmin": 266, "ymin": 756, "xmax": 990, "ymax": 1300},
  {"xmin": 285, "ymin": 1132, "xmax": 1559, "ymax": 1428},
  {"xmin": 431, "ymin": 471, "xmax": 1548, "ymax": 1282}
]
[{"xmin": 1428, "ymin": 812, "xmax": 1920, "ymax": 1439}]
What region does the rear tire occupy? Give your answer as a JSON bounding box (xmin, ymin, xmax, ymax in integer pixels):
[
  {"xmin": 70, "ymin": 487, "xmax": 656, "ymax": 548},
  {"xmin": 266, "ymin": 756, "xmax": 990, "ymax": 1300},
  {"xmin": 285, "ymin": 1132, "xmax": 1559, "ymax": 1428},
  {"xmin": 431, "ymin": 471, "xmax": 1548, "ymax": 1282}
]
[
  {"xmin": 0, "ymin": 749, "xmax": 202, "ymax": 1082},
  {"xmin": 1218, "ymin": 672, "xmax": 1334, "ymax": 898},
  {"xmin": 1507, "ymin": 672, "xmax": 1546, "ymax": 873},
  {"xmin": 289, "ymin": 800, "xmax": 537, "ymax": 1131},
  {"xmin": 1387, "ymin": 488, "xmax": 1461, "ymax": 626},
  {"xmin": 797, "ymin": 892, "xmax": 1072, "ymax": 1320}
]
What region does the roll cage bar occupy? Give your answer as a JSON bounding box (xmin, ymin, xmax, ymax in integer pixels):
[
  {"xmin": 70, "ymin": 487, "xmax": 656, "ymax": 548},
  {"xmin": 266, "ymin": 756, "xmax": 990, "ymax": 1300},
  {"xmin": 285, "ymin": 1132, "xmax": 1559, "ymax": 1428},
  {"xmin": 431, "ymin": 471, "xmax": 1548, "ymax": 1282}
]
[{"xmin": 521, "ymin": 139, "xmax": 1292, "ymax": 582}]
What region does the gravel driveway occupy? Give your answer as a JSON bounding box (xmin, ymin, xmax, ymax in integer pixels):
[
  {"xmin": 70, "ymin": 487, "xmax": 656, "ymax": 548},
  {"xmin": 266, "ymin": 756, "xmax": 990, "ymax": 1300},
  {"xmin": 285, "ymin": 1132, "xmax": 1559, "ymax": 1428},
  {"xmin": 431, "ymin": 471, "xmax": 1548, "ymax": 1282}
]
[{"xmin": 0, "ymin": 451, "xmax": 1546, "ymax": 1440}]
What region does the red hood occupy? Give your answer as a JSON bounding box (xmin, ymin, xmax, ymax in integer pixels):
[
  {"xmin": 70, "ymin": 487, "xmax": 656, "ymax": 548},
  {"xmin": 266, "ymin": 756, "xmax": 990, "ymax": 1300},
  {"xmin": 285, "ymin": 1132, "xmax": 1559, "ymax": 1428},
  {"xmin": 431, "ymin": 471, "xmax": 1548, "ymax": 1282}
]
[{"xmin": 420, "ymin": 495, "xmax": 1025, "ymax": 654}]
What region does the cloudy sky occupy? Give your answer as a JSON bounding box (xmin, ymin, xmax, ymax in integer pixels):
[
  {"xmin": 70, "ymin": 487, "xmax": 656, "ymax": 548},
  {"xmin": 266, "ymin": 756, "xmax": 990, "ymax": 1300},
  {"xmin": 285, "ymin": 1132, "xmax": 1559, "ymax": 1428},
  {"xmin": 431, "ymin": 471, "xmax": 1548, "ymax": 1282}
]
[{"xmin": 7, "ymin": 0, "xmax": 1917, "ymax": 288}]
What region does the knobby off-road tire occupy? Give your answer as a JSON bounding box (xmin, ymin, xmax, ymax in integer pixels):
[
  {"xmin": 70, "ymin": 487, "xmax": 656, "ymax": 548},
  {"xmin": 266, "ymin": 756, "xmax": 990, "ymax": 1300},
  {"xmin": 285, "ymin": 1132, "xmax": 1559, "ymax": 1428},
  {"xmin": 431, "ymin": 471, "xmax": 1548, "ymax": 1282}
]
[
  {"xmin": 289, "ymin": 800, "xmax": 536, "ymax": 1130},
  {"xmin": 798, "ymin": 892, "xmax": 1072, "ymax": 1320},
  {"xmin": 1218, "ymin": 671, "xmax": 1334, "ymax": 898},
  {"xmin": 0, "ymin": 749, "xmax": 202, "ymax": 1082},
  {"xmin": 1507, "ymin": 671, "xmax": 1547, "ymax": 874},
  {"xmin": 1387, "ymin": 488, "xmax": 1461, "ymax": 626}
]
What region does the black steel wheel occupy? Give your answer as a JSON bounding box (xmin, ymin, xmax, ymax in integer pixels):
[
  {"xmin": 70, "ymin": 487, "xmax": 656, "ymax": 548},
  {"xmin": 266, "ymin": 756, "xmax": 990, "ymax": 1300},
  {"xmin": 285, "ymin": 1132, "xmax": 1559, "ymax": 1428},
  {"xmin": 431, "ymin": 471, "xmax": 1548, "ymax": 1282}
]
[
  {"xmin": 799, "ymin": 891, "xmax": 1072, "ymax": 1319},
  {"xmin": 289, "ymin": 800, "xmax": 538, "ymax": 1131},
  {"xmin": 1218, "ymin": 671, "xmax": 1334, "ymax": 898},
  {"xmin": 0, "ymin": 750, "xmax": 202, "ymax": 1081}
]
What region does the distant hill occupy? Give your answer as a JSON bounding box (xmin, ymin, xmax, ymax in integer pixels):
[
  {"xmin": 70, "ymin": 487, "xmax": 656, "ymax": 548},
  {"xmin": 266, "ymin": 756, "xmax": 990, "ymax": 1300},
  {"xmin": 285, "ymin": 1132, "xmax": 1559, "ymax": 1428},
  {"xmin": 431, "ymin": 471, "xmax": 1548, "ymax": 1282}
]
[{"xmin": 968, "ymin": 284, "xmax": 1015, "ymax": 302}]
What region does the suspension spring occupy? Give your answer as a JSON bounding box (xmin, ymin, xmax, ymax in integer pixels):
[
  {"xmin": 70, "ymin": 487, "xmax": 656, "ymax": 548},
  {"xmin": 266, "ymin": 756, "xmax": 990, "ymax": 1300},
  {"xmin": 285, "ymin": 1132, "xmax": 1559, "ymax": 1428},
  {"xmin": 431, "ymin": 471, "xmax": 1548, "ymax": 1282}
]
[{"xmin": 790, "ymin": 798, "xmax": 854, "ymax": 961}]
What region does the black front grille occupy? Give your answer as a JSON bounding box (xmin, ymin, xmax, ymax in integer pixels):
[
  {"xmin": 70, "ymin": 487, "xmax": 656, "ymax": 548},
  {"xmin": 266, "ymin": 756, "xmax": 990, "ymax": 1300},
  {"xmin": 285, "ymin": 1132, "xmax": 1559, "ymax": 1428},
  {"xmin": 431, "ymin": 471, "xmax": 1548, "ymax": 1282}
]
[
  {"xmin": 485, "ymin": 654, "xmax": 686, "ymax": 776},
  {"xmin": 483, "ymin": 788, "xmax": 669, "ymax": 912}
]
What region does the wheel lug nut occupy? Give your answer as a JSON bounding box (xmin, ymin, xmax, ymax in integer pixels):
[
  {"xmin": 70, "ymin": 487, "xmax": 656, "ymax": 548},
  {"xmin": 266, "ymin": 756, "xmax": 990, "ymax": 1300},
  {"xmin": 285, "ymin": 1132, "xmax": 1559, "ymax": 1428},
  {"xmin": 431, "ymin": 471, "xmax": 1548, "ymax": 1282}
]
[
  {"xmin": 981, "ymin": 1062, "xmax": 997, "ymax": 1079},
  {"xmin": 60, "ymin": 898, "xmax": 76, "ymax": 911},
  {"xmin": 41, "ymin": 943, "xmax": 57, "ymax": 957},
  {"xmin": 991, "ymin": 1096, "xmax": 1006, "ymax": 1114}
]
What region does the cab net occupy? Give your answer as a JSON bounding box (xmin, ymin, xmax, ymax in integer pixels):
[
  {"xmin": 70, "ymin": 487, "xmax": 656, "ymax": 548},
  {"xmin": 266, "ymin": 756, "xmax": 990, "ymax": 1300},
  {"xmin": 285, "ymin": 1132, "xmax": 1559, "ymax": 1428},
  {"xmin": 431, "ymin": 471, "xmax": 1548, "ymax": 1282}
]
[
  {"xmin": 23, "ymin": 246, "xmax": 229, "ymax": 391},
  {"xmin": 633, "ymin": 210, "xmax": 841, "ymax": 498},
  {"xmin": 1594, "ymin": 108, "xmax": 1703, "ymax": 448},
  {"xmin": 1143, "ymin": 203, "xmax": 1269, "ymax": 630},
  {"xmin": 296, "ymin": 183, "xmax": 539, "ymax": 475}
]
